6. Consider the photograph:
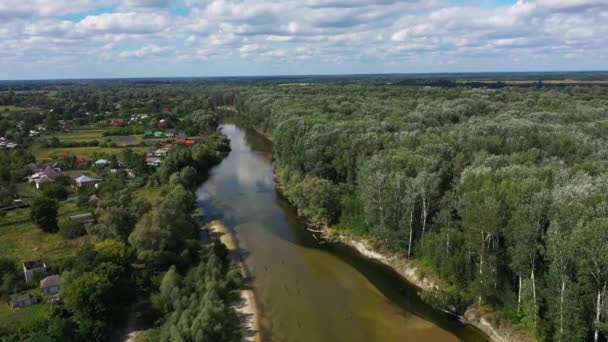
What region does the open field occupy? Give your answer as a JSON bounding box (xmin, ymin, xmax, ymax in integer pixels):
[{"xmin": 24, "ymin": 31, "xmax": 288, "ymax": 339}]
[
  {"xmin": 44, "ymin": 129, "xmax": 105, "ymax": 142},
  {"xmin": 0, "ymin": 105, "xmax": 40, "ymax": 112},
  {"xmin": 0, "ymin": 302, "xmax": 50, "ymax": 328},
  {"xmin": 0, "ymin": 202, "xmax": 88, "ymax": 263},
  {"xmin": 32, "ymin": 145, "xmax": 149, "ymax": 160}
]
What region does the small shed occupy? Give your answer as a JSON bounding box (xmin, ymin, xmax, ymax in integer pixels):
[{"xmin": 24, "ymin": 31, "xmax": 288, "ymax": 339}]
[
  {"xmin": 10, "ymin": 294, "xmax": 38, "ymax": 309},
  {"xmin": 88, "ymin": 194, "xmax": 100, "ymax": 206},
  {"xmin": 69, "ymin": 213, "xmax": 95, "ymax": 225},
  {"xmin": 40, "ymin": 275, "xmax": 62, "ymax": 296},
  {"xmin": 23, "ymin": 260, "xmax": 47, "ymax": 284}
]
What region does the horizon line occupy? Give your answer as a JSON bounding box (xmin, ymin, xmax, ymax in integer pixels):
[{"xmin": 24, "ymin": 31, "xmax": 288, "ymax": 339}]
[{"xmin": 2, "ymin": 70, "xmax": 608, "ymax": 83}]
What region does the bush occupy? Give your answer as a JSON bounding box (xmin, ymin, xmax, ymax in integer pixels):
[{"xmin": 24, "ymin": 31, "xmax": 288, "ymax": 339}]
[
  {"xmin": 59, "ymin": 220, "xmax": 87, "ymax": 239},
  {"xmin": 41, "ymin": 182, "xmax": 68, "ymax": 200}
]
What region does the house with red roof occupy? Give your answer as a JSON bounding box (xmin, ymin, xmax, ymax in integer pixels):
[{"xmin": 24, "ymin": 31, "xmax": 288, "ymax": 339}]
[
  {"xmin": 74, "ymin": 156, "xmax": 90, "ymax": 167},
  {"xmin": 175, "ymin": 138, "xmax": 196, "ymax": 147},
  {"xmin": 110, "ymin": 119, "xmax": 123, "ymax": 127}
]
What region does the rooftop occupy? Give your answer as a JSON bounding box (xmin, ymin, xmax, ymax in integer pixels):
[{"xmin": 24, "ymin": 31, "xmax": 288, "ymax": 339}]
[
  {"xmin": 23, "ymin": 260, "xmax": 46, "ymax": 270},
  {"xmin": 40, "ymin": 275, "xmax": 62, "ymax": 288},
  {"xmin": 69, "ymin": 213, "xmax": 95, "ymax": 223}
]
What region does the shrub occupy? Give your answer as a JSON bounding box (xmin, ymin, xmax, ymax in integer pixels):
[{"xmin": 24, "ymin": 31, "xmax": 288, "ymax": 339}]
[{"xmin": 59, "ymin": 220, "xmax": 87, "ymax": 239}]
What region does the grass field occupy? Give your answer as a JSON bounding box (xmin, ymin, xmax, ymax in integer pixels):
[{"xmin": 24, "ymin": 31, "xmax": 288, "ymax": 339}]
[
  {"xmin": 0, "ymin": 302, "xmax": 51, "ymax": 328},
  {"xmin": 0, "ymin": 105, "xmax": 40, "ymax": 112},
  {"xmin": 32, "ymin": 128, "xmax": 159, "ymax": 161},
  {"xmin": 0, "ymin": 201, "xmax": 88, "ymax": 263},
  {"xmin": 44, "ymin": 129, "xmax": 105, "ymax": 142},
  {"xmin": 32, "ymin": 145, "xmax": 149, "ymax": 160}
]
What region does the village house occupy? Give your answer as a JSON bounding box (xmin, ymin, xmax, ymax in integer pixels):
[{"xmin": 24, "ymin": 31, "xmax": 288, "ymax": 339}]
[
  {"xmin": 110, "ymin": 118, "xmax": 123, "ymax": 127},
  {"xmin": 0, "ymin": 137, "xmax": 18, "ymax": 150},
  {"xmin": 165, "ymin": 129, "xmax": 176, "ymax": 138},
  {"xmin": 40, "ymin": 275, "xmax": 62, "ymax": 296},
  {"xmin": 154, "ymin": 148, "xmax": 169, "ymax": 157},
  {"xmin": 146, "ymin": 157, "xmax": 162, "ymax": 167},
  {"xmin": 10, "ymin": 294, "xmax": 38, "ymax": 309},
  {"xmin": 74, "ymin": 156, "xmax": 90, "ymax": 167},
  {"xmin": 94, "ymin": 159, "xmax": 110, "ymax": 167},
  {"xmin": 176, "ymin": 138, "xmax": 196, "ymax": 147},
  {"xmin": 72, "ymin": 174, "xmax": 102, "ymax": 188},
  {"xmin": 23, "ymin": 260, "xmax": 47, "ymax": 284},
  {"xmin": 27, "ymin": 166, "xmax": 62, "ymax": 189}
]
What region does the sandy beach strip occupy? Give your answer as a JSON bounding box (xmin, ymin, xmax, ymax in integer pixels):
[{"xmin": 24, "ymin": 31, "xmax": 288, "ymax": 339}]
[{"xmin": 208, "ymin": 220, "xmax": 261, "ymax": 342}]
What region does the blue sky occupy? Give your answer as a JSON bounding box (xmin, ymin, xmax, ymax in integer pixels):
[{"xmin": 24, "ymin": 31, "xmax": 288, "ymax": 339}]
[{"xmin": 0, "ymin": 0, "xmax": 606, "ymax": 80}]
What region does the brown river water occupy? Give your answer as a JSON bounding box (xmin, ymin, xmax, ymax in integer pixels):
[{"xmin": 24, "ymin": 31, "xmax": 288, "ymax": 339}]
[{"xmin": 196, "ymin": 123, "xmax": 488, "ymax": 342}]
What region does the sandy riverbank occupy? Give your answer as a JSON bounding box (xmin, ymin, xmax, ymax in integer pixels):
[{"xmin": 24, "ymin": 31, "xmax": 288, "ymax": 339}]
[
  {"xmin": 327, "ymin": 230, "xmax": 534, "ymax": 342},
  {"xmin": 208, "ymin": 220, "xmax": 261, "ymax": 342}
]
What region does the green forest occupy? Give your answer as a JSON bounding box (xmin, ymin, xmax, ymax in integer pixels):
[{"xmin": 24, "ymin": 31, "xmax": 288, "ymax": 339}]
[{"xmin": 229, "ymin": 83, "xmax": 608, "ymax": 341}]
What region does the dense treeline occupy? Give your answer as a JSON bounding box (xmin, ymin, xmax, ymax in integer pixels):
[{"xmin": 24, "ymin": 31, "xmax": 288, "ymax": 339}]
[{"xmin": 232, "ymin": 84, "xmax": 608, "ymax": 341}]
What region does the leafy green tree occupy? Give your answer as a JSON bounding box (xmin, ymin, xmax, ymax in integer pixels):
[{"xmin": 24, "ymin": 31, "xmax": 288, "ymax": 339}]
[
  {"xmin": 30, "ymin": 196, "xmax": 59, "ymax": 233},
  {"xmin": 41, "ymin": 182, "xmax": 68, "ymax": 200},
  {"xmin": 63, "ymin": 272, "xmax": 114, "ymax": 341},
  {"xmin": 128, "ymin": 185, "xmax": 197, "ymax": 267},
  {"xmin": 0, "ymin": 257, "xmax": 23, "ymax": 301},
  {"xmin": 285, "ymin": 175, "xmax": 339, "ymax": 226}
]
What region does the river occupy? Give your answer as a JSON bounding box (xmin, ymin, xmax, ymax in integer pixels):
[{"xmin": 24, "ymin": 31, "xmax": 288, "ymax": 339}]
[{"xmin": 196, "ymin": 123, "xmax": 488, "ymax": 342}]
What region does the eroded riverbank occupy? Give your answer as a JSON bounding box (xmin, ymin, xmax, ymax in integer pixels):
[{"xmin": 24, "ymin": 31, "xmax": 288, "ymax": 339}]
[{"xmin": 324, "ymin": 230, "xmax": 535, "ymax": 342}]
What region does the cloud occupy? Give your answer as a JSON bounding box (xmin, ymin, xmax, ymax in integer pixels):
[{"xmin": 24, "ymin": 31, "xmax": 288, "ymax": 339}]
[
  {"xmin": 1, "ymin": 0, "xmax": 608, "ymax": 78},
  {"xmin": 0, "ymin": 0, "xmax": 103, "ymax": 19},
  {"xmin": 77, "ymin": 12, "xmax": 170, "ymax": 34},
  {"xmin": 119, "ymin": 44, "xmax": 173, "ymax": 58}
]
